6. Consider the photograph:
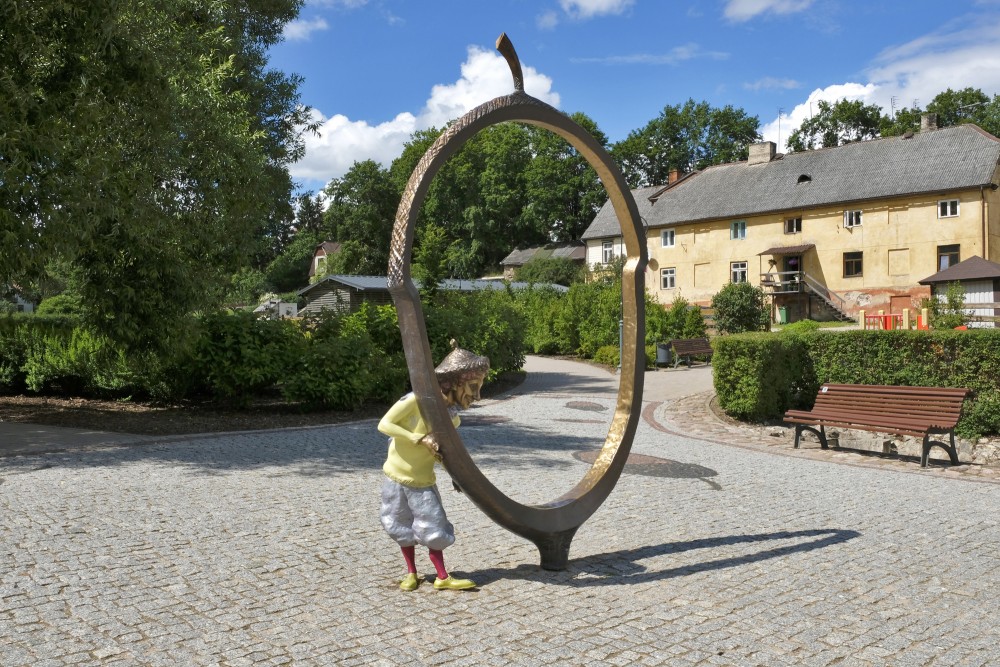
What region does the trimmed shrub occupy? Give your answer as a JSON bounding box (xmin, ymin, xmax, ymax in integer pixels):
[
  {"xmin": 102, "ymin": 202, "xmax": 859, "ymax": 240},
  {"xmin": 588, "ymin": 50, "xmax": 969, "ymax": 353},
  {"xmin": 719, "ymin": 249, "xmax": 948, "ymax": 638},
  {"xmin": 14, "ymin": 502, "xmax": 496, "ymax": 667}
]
[
  {"xmin": 188, "ymin": 311, "xmax": 303, "ymax": 406},
  {"xmin": 514, "ymin": 286, "xmax": 569, "ymax": 355},
  {"xmin": 711, "ymin": 282, "xmax": 770, "ymax": 334},
  {"xmin": 593, "ymin": 344, "xmax": 619, "ymax": 367},
  {"xmin": 713, "ymin": 328, "xmax": 1000, "ymax": 437},
  {"xmin": 281, "ymin": 325, "xmax": 373, "ymax": 410},
  {"xmin": 712, "ymin": 333, "xmax": 813, "ymax": 421}
]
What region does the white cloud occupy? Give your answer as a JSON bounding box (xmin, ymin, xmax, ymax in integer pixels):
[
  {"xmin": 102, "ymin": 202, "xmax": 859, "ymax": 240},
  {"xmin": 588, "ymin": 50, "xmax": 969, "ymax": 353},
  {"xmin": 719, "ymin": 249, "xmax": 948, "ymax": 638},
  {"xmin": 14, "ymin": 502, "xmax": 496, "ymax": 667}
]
[
  {"xmin": 291, "ymin": 47, "xmax": 561, "ymax": 184},
  {"xmin": 743, "ymin": 77, "xmax": 800, "ymax": 92},
  {"xmin": 723, "ymin": 0, "xmax": 813, "ymax": 22},
  {"xmin": 559, "ymin": 0, "xmax": 634, "ymax": 19},
  {"xmin": 571, "ymin": 43, "xmax": 729, "ymax": 65},
  {"xmin": 865, "ymin": 19, "xmax": 1000, "ymax": 109},
  {"xmin": 282, "ymin": 16, "xmax": 329, "ymax": 41},
  {"xmin": 761, "ymin": 14, "xmax": 1000, "ymax": 152},
  {"xmin": 537, "ymin": 10, "xmax": 560, "ymax": 30}
]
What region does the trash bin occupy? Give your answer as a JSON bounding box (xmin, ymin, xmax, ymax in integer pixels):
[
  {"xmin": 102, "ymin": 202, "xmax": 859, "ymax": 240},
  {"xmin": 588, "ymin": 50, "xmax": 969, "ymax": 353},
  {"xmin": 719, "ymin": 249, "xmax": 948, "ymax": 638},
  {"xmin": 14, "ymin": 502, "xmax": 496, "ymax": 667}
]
[
  {"xmin": 656, "ymin": 343, "xmax": 672, "ymax": 367},
  {"xmin": 778, "ymin": 306, "xmax": 788, "ymax": 324}
]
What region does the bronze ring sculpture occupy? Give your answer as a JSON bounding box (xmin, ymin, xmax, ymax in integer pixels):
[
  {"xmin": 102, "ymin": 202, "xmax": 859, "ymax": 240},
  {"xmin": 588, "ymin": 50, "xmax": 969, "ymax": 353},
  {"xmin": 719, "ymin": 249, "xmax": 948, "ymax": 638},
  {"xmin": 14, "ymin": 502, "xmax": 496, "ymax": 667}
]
[{"xmin": 388, "ymin": 34, "xmax": 647, "ymax": 570}]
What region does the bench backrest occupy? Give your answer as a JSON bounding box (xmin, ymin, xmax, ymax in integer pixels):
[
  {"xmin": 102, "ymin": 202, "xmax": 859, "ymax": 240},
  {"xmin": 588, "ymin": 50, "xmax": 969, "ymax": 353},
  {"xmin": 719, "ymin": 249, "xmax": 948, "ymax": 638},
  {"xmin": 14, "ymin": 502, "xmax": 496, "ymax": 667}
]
[
  {"xmin": 670, "ymin": 338, "xmax": 712, "ymax": 354},
  {"xmin": 810, "ymin": 384, "xmax": 969, "ymax": 430}
]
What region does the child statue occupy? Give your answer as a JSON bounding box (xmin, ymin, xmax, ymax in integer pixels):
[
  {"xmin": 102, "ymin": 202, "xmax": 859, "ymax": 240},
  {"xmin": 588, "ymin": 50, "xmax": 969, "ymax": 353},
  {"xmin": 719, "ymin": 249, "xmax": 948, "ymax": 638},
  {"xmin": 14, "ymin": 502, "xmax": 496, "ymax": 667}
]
[{"xmin": 377, "ymin": 341, "xmax": 489, "ymax": 591}]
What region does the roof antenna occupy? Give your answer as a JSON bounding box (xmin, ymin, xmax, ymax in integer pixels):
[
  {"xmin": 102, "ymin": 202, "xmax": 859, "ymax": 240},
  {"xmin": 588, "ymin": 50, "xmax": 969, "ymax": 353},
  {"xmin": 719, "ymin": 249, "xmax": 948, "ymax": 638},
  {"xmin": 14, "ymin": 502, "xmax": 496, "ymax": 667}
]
[{"xmin": 496, "ymin": 33, "xmax": 524, "ymax": 93}]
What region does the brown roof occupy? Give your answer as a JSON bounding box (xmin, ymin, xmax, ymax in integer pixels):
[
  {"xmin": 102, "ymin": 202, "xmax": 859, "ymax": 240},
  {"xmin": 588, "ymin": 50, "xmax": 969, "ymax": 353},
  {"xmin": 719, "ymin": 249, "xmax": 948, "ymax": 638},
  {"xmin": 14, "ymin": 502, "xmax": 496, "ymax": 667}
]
[
  {"xmin": 757, "ymin": 243, "xmax": 816, "ymax": 256},
  {"xmin": 919, "ymin": 255, "xmax": 1000, "ymax": 284}
]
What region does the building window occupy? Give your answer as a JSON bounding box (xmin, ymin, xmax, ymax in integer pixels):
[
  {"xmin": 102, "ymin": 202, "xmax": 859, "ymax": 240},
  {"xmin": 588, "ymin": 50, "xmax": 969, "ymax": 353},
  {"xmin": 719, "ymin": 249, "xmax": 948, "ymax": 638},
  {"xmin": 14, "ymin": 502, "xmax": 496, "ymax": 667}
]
[
  {"xmin": 938, "ymin": 200, "xmax": 959, "ymax": 218},
  {"xmin": 731, "ymin": 261, "xmax": 748, "ymax": 283},
  {"xmin": 602, "ymin": 240, "xmax": 614, "ymax": 264},
  {"xmin": 843, "ymin": 210, "xmax": 862, "ymax": 228},
  {"xmin": 938, "ymin": 244, "xmax": 960, "ymax": 271},
  {"xmin": 730, "ymin": 220, "xmax": 746, "ymax": 240},
  {"xmin": 784, "ymin": 217, "xmax": 802, "ymax": 234},
  {"xmin": 660, "ymin": 268, "xmax": 676, "ymax": 289},
  {"xmin": 660, "ymin": 229, "xmax": 675, "ymax": 247},
  {"xmin": 844, "ymin": 251, "xmax": 863, "ymax": 277}
]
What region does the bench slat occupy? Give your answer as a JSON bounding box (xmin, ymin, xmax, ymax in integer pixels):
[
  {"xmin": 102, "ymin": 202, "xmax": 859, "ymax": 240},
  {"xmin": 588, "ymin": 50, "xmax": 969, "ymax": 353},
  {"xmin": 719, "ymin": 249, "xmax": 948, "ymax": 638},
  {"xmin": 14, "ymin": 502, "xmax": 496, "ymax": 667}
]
[{"xmin": 804, "ymin": 401, "xmax": 963, "ymax": 423}]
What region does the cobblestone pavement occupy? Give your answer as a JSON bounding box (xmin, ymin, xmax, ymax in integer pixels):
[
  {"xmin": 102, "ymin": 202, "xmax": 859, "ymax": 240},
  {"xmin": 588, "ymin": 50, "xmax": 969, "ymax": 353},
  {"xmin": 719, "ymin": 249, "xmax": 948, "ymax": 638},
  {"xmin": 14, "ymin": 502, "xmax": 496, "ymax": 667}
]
[{"xmin": 2, "ymin": 358, "xmax": 1000, "ymax": 666}]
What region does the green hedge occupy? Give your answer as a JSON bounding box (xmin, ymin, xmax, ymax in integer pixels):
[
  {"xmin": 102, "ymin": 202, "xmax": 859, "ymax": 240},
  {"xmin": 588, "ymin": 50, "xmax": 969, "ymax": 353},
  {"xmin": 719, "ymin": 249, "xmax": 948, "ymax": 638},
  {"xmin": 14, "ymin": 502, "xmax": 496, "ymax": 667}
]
[
  {"xmin": 0, "ymin": 290, "xmax": 529, "ymax": 410},
  {"xmin": 713, "ymin": 329, "xmax": 1000, "ymax": 438}
]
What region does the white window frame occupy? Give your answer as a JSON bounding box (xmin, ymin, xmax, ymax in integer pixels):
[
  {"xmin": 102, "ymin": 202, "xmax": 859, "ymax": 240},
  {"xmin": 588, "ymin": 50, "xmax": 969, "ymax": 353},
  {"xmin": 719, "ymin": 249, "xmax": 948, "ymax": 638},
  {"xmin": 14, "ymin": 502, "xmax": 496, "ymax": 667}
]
[
  {"xmin": 843, "ymin": 210, "xmax": 862, "ymax": 228},
  {"xmin": 938, "ymin": 199, "xmax": 959, "ymax": 218},
  {"xmin": 660, "ymin": 229, "xmax": 675, "ymax": 248},
  {"xmin": 731, "ymin": 261, "xmax": 748, "ymax": 284},
  {"xmin": 730, "ymin": 220, "xmax": 746, "ymax": 240},
  {"xmin": 602, "ymin": 240, "xmax": 614, "ymax": 264},
  {"xmin": 660, "ymin": 267, "xmax": 676, "ymax": 289},
  {"xmin": 784, "ymin": 217, "xmax": 802, "ymax": 234}
]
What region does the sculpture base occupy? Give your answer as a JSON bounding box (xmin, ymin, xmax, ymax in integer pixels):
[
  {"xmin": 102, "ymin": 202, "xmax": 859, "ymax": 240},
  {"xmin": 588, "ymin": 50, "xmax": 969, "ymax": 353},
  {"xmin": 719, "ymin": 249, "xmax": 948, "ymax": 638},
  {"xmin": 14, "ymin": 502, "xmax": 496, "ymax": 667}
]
[{"xmin": 532, "ymin": 527, "xmax": 579, "ymax": 571}]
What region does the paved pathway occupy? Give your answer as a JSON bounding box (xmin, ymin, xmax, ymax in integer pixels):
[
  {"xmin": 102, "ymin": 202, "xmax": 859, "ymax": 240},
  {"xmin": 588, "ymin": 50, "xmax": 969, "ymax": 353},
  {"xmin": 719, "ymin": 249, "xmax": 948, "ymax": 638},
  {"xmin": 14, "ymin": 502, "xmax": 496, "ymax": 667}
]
[{"xmin": 2, "ymin": 357, "xmax": 999, "ymax": 666}]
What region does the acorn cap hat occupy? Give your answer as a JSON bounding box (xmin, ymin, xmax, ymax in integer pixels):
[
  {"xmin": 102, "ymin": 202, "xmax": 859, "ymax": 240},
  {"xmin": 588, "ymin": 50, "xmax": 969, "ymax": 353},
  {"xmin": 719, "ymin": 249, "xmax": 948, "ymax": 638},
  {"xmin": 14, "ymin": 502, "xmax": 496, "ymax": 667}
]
[{"xmin": 435, "ymin": 340, "xmax": 490, "ymax": 388}]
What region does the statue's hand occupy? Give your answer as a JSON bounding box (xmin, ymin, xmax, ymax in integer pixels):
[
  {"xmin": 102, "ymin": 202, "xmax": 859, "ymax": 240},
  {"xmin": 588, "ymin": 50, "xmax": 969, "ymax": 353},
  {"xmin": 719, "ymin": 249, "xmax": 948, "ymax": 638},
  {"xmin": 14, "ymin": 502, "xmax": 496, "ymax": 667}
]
[{"xmin": 419, "ymin": 433, "xmax": 443, "ymax": 462}]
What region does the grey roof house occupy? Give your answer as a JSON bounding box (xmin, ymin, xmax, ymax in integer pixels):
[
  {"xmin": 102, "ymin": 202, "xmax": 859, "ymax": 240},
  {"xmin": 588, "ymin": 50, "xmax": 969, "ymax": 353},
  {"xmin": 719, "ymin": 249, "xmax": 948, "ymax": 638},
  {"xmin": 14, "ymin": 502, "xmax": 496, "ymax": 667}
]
[{"xmin": 582, "ymin": 120, "xmax": 1000, "ymax": 322}]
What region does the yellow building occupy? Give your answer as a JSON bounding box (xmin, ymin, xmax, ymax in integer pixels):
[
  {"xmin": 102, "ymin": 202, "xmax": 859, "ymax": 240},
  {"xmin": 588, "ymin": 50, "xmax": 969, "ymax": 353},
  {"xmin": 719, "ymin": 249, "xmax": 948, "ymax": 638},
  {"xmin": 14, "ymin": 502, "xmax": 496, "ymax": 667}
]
[{"xmin": 582, "ymin": 120, "xmax": 1000, "ymax": 321}]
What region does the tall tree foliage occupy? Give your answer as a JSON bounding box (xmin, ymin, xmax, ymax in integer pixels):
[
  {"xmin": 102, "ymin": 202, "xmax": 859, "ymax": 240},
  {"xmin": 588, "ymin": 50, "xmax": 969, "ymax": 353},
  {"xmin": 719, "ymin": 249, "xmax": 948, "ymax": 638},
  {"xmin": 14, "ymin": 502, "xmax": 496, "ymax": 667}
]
[
  {"xmin": 611, "ymin": 99, "xmax": 761, "ymax": 188},
  {"xmin": 791, "ymin": 89, "xmax": 1000, "ymax": 152},
  {"xmin": 786, "ymin": 99, "xmax": 884, "ymax": 152},
  {"xmin": 323, "ymin": 160, "xmax": 399, "ymax": 275},
  {"xmin": 926, "ymin": 87, "xmax": 1000, "ymax": 137},
  {"xmin": 0, "ymin": 0, "xmax": 310, "ymax": 348},
  {"xmin": 522, "ymin": 113, "xmax": 608, "ymax": 243}
]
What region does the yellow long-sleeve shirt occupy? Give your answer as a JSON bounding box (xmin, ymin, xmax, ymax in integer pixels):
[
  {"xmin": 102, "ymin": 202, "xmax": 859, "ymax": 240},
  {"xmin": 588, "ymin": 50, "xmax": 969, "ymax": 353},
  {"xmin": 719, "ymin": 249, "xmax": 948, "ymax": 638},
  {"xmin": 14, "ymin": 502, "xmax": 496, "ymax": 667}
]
[{"xmin": 378, "ymin": 393, "xmax": 460, "ymax": 488}]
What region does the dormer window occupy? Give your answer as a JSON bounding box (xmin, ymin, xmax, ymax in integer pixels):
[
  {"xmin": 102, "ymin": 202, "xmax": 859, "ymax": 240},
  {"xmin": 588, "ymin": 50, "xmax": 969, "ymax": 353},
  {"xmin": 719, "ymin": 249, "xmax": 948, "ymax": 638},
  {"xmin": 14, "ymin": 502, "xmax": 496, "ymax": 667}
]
[{"xmin": 797, "ymin": 174, "xmax": 812, "ymax": 184}]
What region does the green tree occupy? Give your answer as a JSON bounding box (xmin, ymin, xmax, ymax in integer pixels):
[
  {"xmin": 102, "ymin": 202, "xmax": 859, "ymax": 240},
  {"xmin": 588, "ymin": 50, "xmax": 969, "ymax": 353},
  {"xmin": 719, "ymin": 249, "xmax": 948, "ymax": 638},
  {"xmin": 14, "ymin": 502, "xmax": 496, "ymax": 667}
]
[
  {"xmin": 787, "ymin": 99, "xmax": 884, "ymax": 152},
  {"xmin": 711, "ymin": 282, "xmax": 770, "ymax": 334},
  {"xmin": 611, "ymin": 99, "xmax": 761, "ymax": 187},
  {"xmin": 926, "ymin": 87, "xmax": 990, "ymax": 128},
  {"xmin": 926, "ymin": 87, "xmax": 1000, "ymax": 137},
  {"xmin": 925, "ymin": 282, "xmax": 969, "ymax": 330},
  {"xmin": 324, "ymin": 160, "xmax": 399, "ymax": 275},
  {"xmin": 521, "ymin": 113, "xmax": 609, "ymax": 242},
  {"xmin": 224, "ymin": 267, "xmax": 271, "ymax": 308},
  {"xmin": 412, "ymin": 223, "xmax": 453, "ymax": 302},
  {"xmin": 295, "ymin": 193, "xmax": 326, "ymax": 237},
  {"xmin": 0, "ymin": 1, "xmax": 310, "ymax": 349},
  {"xmin": 879, "ymin": 106, "xmax": 924, "ymax": 137},
  {"xmin": 265, "ymin": 229, "xmax": 321, "ymax": 292}
]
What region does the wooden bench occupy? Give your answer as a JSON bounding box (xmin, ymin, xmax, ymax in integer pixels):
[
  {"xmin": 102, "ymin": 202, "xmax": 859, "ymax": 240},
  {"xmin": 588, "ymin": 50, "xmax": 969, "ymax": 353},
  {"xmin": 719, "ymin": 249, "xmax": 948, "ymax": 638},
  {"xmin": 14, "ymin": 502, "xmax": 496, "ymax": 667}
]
[
  {"xmin": 783, "ymin": 384, "xmax": 970, "ymax": 467},
  {"xmin": 670, "ymin": 338, "xmax": 713, "ymax": 368}
]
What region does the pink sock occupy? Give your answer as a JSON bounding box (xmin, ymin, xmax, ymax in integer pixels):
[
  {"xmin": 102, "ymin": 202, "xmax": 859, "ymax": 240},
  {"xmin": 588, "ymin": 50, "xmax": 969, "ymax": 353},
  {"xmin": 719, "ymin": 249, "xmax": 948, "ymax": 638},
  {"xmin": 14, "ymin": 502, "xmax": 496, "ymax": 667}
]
[
  {"xmin": 428, "ymin": 549, "xmax": 449, "ymax": 580},
  {"xmin": 401, "ymin": 546, "xmax": 417, "ymax": 574}
]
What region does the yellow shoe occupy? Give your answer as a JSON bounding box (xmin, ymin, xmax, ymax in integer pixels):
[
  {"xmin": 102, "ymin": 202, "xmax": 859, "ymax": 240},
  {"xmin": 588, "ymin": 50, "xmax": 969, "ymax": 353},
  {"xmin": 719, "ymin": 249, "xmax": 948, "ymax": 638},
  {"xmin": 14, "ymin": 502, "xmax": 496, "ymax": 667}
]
[
  {"xmin": 399, "ymin": 573, "xmax": 420, "ymax": 591},
  {"xmin": 433, "ymin": 576, "xmax": 477, "ymax": 591}
]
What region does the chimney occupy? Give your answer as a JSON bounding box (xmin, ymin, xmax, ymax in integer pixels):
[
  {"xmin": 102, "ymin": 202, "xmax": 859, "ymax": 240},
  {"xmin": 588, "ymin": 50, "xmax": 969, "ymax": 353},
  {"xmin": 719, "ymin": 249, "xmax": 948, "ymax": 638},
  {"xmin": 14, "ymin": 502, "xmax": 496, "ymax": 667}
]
[
  {"xmin": 748, "ymin": 141, "xmax": 776, "ymax": 165},
  {"xmin": 920, "ymin": 113, "xmax": 938, "ymax": 132},
  {"xmin": 668, "ymin": 169, "xmax": 680, "ymax": 184}
]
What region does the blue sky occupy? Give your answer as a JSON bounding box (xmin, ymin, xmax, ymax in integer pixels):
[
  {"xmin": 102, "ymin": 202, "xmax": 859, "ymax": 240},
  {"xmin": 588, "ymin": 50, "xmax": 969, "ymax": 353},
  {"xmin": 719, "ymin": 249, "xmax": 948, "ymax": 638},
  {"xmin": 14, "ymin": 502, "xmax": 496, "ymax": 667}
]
[{"xmin": 269, "ymin": 0, "xmax": 1000, "ymax": 194}]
